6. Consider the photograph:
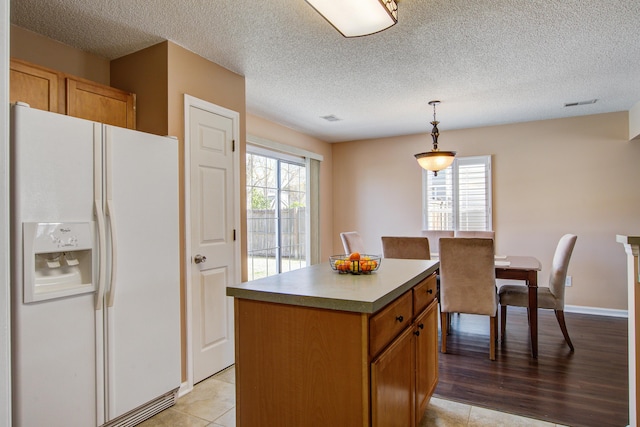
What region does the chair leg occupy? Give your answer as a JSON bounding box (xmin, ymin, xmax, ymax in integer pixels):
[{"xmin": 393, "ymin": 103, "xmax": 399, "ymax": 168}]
[
  {"xmin": 489, "ymin": 315, "xmax": 497, "ymax": 361},
  {"xmin": 554, "ymin": 310, "xmax": 575, "ymax": 351},
  {"xmin": 500, "ymin": 305, "xmax": 507, "ymax": 342},
  {"xmin": 440, "ymin": 311, "xmax": 448, "ymax": 354}
]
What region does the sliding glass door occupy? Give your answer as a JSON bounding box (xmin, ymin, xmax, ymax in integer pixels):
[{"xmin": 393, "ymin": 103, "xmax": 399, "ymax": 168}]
[{"xmin": 246, "ymin": 148, "xmax": 307, "ymax": 280}]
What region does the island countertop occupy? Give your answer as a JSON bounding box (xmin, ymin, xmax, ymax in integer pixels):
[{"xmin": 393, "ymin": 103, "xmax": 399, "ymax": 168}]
[{"xmin": 226, "ymin": 258, "xmax": 439, "ymax": 314}]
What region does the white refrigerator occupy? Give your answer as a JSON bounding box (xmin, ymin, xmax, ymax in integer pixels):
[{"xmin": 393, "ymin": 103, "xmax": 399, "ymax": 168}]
[{"xmin": 10, "ymin": 103, "xmax": 181, "ymax": 426}]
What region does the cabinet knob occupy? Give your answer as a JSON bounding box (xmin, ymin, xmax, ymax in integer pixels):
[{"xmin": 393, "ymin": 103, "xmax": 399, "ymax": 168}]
[
  {"xmin": 418, "ymin": 323, "xmax": 424, "ymax": 330},
  {"xmin": 395, "ymin": 315, "xmax": 404, "ymax": 323},
  {"xmin": 414, "ymin": 330, "xmax": 421, "ymax": 336},
  {"xmin": 427, "ymin": 289, "xmax": 433, "ymax": 294}
]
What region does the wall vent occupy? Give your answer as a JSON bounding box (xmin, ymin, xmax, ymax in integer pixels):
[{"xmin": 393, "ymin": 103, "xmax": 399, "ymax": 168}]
[
  {"xmin": 320, "ymin": 114, "xmax": 341, "ymax": 122},
  {"xmin": 564, "ymin": 99, "xmax": 598, "ymax": 107}
]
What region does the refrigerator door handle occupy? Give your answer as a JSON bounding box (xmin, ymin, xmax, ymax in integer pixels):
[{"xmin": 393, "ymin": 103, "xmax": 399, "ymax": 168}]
[
  {"xmin": 95, "ymin": 199, "xmax": 107, "ymax": 310},
  {"xmin": 106, "ymin": 199, "xmax": 118, "ymax": 307}
]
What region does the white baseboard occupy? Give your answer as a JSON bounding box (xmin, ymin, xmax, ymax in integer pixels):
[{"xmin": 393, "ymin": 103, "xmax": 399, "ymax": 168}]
[
  {"xmin": 178, "ymin": 381, "xmax": 193, "ymax": 398},
  {"xmin": 564, "ymin": 304, "xmax": 628, "ymax": 318}
]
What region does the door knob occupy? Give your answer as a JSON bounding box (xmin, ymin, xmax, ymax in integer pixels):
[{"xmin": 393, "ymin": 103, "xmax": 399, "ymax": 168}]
[{"xmin": 194, "ymin": 254, "xmax": 207, "ymax": 264}]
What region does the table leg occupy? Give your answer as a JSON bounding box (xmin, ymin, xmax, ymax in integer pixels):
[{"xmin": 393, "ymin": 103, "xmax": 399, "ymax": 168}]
[{"xmin": 527, "ymin": 271, "xmax": 538, "ymax": 358}]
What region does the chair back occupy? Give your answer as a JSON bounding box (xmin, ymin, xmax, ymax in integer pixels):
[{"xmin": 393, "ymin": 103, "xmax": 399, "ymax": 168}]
[
  {"xmin": 548, "ymin": 234, "xmax": 578, "ymax": 305},
  {"xmin": 454, "ymin": 230, "xmax": 495, "ymax": 239},
  {"xmin": 420, "ymin": 230, "xmax": 454, "ymax": 253},
  {"xmin": 340, "ymin": 231, "xmax": 365, "ymax": 254},
  {"xmin": 439, "ymin": 238, "xmax": 497, "ymax": 316},
  {"xmin": 381, "ymin": 236, "xmax": 430, "ymax": 260}
]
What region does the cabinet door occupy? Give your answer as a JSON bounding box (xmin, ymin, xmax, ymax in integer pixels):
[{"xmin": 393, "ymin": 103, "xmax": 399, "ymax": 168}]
[
  {"xmin": 10, "ymin": 59, "xmax": 59, "ymax": 112},
  {"xmin": 415, "ymin": 300, "xmax": 439, "ymax": 425},
  {"xmin": 66, "ymin": 78, "xmax": 136, "ymax": 129},
  {"xmin": 371, "ymin": 326, "xmax": 415, "ymax": 427}
]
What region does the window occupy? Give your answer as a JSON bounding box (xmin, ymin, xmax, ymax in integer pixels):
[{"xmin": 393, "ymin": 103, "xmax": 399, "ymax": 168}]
[
  {"xmin": 246, "ymin": 146, "xmax": 308, "ymax": 280},
  {"xmin": 422, "ymin": 155, "xmax": 492, "ymax": 231}
]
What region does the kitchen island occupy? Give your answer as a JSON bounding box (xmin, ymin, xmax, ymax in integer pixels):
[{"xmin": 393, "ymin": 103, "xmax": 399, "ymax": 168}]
[{"xmin": 227, "ymin": 258, "xmax": 440, "ymax": 427}]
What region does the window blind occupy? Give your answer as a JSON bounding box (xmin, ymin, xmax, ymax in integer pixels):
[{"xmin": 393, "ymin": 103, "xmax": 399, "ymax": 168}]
[{"xmin": 423, "ymin": 155, "xmax": 492, "ymax": 231}]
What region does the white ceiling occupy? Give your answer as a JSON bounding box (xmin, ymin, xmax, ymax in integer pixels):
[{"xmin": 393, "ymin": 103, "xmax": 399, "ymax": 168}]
[{"xmin": 10, "ymin": 0, "xmax": 640, "ymax": 142}]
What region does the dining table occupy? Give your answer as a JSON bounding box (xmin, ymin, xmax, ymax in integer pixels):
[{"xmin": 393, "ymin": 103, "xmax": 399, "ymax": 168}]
[
  {"xmin": 432, "ymin": 253, "xmax": 542, "ymax": 358},
  {"xmin": 494, "ymin": 255, "xmax": 542, "ymax": 358}
]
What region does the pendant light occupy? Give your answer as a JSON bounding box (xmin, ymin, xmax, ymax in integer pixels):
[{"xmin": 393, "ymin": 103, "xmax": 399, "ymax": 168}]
[{"xmin": 414, "ymin": 100, "xmax": 456, "ymax": 176}]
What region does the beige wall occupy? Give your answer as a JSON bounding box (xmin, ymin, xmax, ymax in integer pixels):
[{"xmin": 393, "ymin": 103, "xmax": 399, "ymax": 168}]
[
  {"xmin": 11, "ymin": 24, "xmax": 110, "ymax": 85},
  {"xmin": 247, "ymin": 114, "xmax": 334, "ymax": 261},
  {"xmin": 110, "ymin": 42, "xmax": 168, "ymax": 136},
  {"xmin": 333, "ymin": 111, "xmax": 640, "ymax": 311}
]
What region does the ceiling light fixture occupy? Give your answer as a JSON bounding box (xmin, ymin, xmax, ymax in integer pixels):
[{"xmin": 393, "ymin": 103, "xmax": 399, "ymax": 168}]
[
  {"xmin": 414, "ymin": 100, "xmax": 456, "ymax": 176},
  {"xmin": 305, "ymin": 0, "xmax": 398, "ymax": 38}
]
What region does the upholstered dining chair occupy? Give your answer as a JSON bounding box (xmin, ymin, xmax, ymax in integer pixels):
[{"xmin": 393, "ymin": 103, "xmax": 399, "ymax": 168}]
[
  {"xmin": 420, "ymin": 230, "xmax": 454, "ymax": 254},
  {"xmin": 439, "ymin": 238, "xmax": 498, "ymax": 360},
  {"xmin": 454, "ymin": 230, "xmax": 495, "ymax": 240},
  {"xmin": 381, "ymin": 236, "xmax": 431, "ymax": 259},
  {"xmin": 420, "ymin": 230, "xmax": 454, "ymax": 326},
  {"xmin": 499, "ymin": 234, "xmax": 578, "ymax": 351},
  {"xmin": 340, "ymin": 231, "xmax": 365, "ymax": 254}
]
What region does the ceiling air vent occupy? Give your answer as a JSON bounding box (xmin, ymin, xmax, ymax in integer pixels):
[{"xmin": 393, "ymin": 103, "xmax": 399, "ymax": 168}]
[
  {"xmin": 320, "ymin": 114, "xmax": 342, "ymax": 122},
  {"xmin": 564, "ymin": 99, "xmax": 598, "ymax": 107}
]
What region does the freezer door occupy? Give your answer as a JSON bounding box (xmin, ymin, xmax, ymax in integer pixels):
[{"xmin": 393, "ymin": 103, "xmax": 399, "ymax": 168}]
[
  {"xmin": 102, "ymin": 125, "xmax": 181, "ymax": 421},
  {"xmin": 10, "ymin": 104, "xmax": 100, "ymax": 427}
]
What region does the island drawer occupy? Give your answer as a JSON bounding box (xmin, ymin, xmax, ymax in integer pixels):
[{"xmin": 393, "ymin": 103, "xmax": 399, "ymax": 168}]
[
  {"xmin": 369, "ymin": 290, "xmax": 413, "ymax": 357},
  {"xmin": 413, "ymin": 273, "xmax": 437, "ymax": 315}
]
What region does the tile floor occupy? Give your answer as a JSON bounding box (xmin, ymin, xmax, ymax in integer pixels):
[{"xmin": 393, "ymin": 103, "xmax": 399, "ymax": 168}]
[{"xmin": 140, "ymin": 366, "xmax": 569, "ymax": 427}]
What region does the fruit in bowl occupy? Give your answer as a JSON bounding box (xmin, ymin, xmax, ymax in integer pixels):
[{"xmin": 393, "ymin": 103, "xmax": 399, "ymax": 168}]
[
  {"xmin": 330, "ymin": 253, "xmax": 381, "ymax": 274},
  {"xmin": 360, "ymin": 257, "xmax": 378, "ymax": 272}
]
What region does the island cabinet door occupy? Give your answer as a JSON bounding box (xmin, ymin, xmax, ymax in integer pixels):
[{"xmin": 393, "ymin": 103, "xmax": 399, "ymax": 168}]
[
  {"xmin": 370, "ymin": 325, "xmax": 416, "ymax": 427},
  {"xmin": 415, "ymin": 300, "xmax": 439, "ymax": 425},
  {"xmin": 234, "ymin": 299, "xmax": 370, "ymax": 427}
]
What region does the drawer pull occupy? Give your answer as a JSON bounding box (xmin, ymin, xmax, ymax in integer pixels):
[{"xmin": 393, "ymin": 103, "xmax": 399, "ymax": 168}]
[{"xmin": 396, "ymin": 315, "xmax": 404, "ymax": 323}]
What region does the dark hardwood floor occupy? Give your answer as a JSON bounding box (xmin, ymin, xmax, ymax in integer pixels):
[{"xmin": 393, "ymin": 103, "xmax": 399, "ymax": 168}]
[{"xmin": 434, "ymin": 306, "xmax": 628, "ymax": 427}]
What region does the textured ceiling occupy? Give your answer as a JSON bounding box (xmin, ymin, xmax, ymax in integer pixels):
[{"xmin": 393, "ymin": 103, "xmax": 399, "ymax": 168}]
[{"xmin": 10, "ymin": 0, "xmax": 640, "ymax": 142}]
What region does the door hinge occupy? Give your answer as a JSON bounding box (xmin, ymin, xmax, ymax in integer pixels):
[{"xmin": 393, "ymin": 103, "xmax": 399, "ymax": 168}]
[
  {"xmin": 233, "ymin": 229, "xmax": 236, "ymax": 241},
  {"xmin": 232, "ymin": 139, "xmax": 235, "ymax": 152}
]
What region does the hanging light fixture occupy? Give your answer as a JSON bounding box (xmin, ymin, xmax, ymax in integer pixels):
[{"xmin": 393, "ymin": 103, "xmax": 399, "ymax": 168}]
[
  {"xmin": 305, "ymin": 0, "xmax": 398, "ymax": 38},
  {"xmin": 414, "ymin": 100, "xmax": 456, "ymax": 176}
]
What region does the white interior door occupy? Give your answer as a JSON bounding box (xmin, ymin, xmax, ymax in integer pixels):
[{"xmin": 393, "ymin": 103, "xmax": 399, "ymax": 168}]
[{"xmin": 188, "ymin": 99, "xmax": 239, "ymax": 384}]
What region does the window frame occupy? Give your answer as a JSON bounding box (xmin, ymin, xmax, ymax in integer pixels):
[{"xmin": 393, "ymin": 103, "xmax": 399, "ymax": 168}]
[
  {"xmin": 246, "ymin": 146, "xmax": 307, "ymax": 279},
  {"xmin": 245, "ymin": 135, "xmax": 323, "ymax": 280},
  {"xmin": 421, "ymin": 155, "xmax": 492, "ymax": 231}
]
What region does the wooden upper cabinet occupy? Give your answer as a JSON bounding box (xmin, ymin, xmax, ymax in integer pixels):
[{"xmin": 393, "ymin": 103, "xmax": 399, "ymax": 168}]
[
  {"xmin": 66, "ymin": 78, "xmax": 135, "ymax": 129},
  {"xmin": 10, "ymin": 58, "xmax": 136, "ymax": 129},
  {"xmin": 10, "ymin": 59, "xmax": 59, "ymax": 112}
]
